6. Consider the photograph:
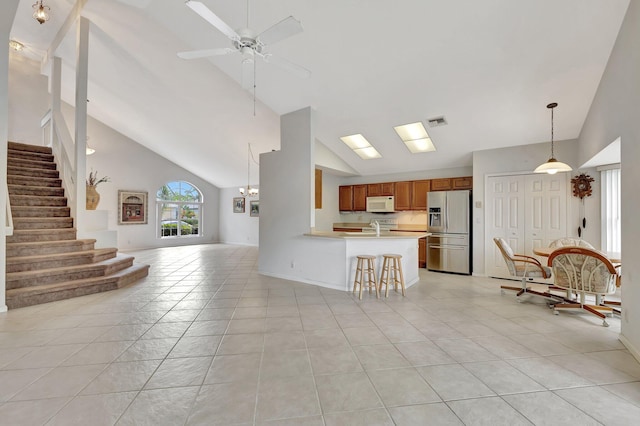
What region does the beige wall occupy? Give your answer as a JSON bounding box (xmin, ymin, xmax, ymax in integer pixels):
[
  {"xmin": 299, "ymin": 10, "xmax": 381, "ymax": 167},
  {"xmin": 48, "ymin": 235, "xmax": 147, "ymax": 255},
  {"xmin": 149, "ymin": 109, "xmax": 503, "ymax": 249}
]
[{"xmin": 577, "ymin": 1, "xmax": 640, "ymax": 357}]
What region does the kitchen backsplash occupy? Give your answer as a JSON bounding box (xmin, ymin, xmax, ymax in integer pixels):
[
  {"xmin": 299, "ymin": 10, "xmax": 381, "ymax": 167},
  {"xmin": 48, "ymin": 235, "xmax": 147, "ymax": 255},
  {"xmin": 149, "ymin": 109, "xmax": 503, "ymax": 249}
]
[{"xmin": 338, "ymin": 210, "xmax": 427, "ymax": 226}]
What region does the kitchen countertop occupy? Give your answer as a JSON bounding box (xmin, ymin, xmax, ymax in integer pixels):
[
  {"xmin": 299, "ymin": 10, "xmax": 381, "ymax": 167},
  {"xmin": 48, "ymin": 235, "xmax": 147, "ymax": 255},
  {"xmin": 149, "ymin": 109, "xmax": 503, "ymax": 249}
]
[
  {"xmin": 333, "ymin": 222, "xmax": 428, "ymax": 232},
  {"xmin": 307, "ymin": 231, "xmax": 430, "ymax": 239}
]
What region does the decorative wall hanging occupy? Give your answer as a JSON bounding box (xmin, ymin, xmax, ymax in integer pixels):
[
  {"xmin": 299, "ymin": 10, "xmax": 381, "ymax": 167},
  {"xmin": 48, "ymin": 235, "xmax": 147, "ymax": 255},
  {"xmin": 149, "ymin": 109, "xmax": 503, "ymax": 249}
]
[
  {"xmin": 118, "ymin": 190, "xmax": 148, "ymax": 224},
  {"xmin": 250, "ymin": 200, "xmax": 259, "ymax": 217},
  {"xmin": 570, "ymin": 173, "xmax": 594, "ymax": 237},
  {"xmin": 233, "ymin": 197, "xmax": 245, "ymax": 213}
]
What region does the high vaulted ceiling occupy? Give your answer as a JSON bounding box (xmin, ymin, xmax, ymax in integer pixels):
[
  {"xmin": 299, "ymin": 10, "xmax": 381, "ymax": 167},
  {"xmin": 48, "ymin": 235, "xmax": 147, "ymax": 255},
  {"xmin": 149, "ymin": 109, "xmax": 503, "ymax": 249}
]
[{"xmin": 8, "ymin": 0, "xmax": 630, "ymax": 188}]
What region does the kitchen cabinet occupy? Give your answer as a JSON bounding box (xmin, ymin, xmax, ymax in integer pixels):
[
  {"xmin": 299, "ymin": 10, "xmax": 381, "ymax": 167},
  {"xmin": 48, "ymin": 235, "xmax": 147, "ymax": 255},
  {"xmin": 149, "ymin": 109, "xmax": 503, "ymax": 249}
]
[
  {"xmin": 367, "ymin": 182, "xmax": 394, "ymax": 197},
  {"xmin": 418, "ymin": 237, "xmax": 427, "ymax": 268},
  {"xmin": 353, "ymin": 185, "xmax": 367, "ymax": 211},
  {"xmin": 394, "ymin": 181, "xmax": 412, "ymax": 210},
  {"xmin": 411, "ymin": 180, "xmax": 430, "ymax": 210},
  {"xmin": 452, "ymin": 176, "xmax": 472, "ymax": 190},
  {"xmin": 339, "ymin": 185, "xmax": 353, "ymax": 211},
  {"xmin": 430, "ymin": 178, "xmax": 452, "ymax": 191},
  {"xmin": 315, "ymin": 169, "xmax": 322, "ymax": 209},
  {"xmin": 333, "ymin": 227, "xmax": 362, "ymax": 232}
]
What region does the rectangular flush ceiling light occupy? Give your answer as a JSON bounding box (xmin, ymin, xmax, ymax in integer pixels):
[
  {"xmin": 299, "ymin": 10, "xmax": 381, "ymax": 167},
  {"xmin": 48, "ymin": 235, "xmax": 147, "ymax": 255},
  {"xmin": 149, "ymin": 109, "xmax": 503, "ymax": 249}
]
[
  {"xmin": 394, "ymin": 122, "xmax": 436, "ymax": 153},
  {"xmin": 340, "ymin": 134, "xmax": 382, "ymax": 159}
]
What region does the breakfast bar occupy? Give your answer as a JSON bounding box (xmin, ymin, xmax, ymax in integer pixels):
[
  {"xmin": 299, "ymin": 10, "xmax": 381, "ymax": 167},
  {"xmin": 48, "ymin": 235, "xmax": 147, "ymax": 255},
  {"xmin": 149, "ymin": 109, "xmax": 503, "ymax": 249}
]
[{"xmin": 304, "ymin": 231, "xmax": 429, "ymax": 292}]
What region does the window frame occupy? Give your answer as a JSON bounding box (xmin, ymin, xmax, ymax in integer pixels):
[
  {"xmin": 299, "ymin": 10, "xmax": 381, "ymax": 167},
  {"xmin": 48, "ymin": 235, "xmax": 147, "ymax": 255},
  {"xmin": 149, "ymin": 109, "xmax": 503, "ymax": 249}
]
[{"xmin": 156, "ymin": 181, "xmax": 204, "ymax": 239}]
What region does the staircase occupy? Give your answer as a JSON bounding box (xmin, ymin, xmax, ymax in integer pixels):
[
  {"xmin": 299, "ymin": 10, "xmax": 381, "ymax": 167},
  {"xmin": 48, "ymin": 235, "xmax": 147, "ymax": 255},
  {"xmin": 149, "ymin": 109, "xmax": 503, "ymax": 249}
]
[{"xmin": 5, "ymin": 141, "xmax": 149, "ymax": 309}]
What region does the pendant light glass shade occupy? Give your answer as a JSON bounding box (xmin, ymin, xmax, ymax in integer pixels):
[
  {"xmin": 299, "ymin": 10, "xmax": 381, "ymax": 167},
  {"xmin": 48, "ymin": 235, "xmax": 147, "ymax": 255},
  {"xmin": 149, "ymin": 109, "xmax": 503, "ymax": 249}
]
[{"xmin": 534, "ymin": 102, "xmax": 572, "ymax": 174}]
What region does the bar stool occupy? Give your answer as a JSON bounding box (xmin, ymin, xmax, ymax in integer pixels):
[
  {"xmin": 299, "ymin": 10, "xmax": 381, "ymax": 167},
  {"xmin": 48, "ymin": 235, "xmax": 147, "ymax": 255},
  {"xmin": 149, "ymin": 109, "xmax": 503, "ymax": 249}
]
[
  {"xmin": 353, "ymin": 255, "xmax": 379, "ymax": 299},
  {"xmin": 379, "ymin": 254, "xmax": 405, "ymax": 297}
]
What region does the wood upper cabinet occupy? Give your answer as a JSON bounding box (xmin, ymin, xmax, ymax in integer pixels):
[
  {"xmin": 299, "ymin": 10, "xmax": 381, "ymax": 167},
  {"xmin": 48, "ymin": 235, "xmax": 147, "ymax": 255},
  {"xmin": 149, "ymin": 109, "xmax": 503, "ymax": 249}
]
[
  {"xmin": 339, "ymin": 185, "xmax": 353, "ymax": 211},
  {"xmin": 367, "ymin": 182, "xmax": 395, "ymax": 197},
  {"xmin": 353, "ymin": 185, "xmax": 367, "ymax": 211},
  {"xmin": 315, "ymin": 169, "xmax": 322, "ymax": 209},
  {"xmin": 411, "ymin": 180, "xmax": 430, "ymax": 210},
  {"xmin": 394, "ymin": 181, "xmax": 412, "ymax": 210},
  {"xmin": 430, "ymin": 178, "xmax": 452, "ymax": 191},
  {"xmin": 452, "ymin": 176, "xmax": 473, "ymax": 190}
]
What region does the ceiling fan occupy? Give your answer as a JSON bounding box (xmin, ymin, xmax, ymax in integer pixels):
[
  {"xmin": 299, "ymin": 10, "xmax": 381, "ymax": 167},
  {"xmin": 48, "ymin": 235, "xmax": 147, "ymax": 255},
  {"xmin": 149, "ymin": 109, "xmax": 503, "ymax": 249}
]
[{"xmin": 178, "ymin": 0, "xmax": 311, "ymax": 90}]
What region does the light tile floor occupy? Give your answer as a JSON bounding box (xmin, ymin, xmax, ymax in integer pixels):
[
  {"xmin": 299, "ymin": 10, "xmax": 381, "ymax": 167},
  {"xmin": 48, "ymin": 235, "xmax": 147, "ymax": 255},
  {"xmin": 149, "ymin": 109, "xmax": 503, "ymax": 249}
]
[{"xmin": 0, "ymin": 244, "xmax": 638, "ymax": 425}]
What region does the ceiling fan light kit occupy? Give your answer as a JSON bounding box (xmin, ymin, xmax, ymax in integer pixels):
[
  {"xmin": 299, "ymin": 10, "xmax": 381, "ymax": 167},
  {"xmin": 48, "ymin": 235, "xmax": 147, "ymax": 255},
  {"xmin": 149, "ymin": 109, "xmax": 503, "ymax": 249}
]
[{"xmin": 534, "ymin": 102, "xmax": 572, "ymax": 175}]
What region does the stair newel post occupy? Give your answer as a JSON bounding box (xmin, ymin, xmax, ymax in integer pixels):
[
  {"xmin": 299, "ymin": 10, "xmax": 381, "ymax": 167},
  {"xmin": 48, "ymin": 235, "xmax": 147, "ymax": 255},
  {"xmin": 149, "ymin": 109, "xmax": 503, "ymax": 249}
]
[{"xmin": 73, "ymin": 17, "xmax": 90, "ymax": 233}]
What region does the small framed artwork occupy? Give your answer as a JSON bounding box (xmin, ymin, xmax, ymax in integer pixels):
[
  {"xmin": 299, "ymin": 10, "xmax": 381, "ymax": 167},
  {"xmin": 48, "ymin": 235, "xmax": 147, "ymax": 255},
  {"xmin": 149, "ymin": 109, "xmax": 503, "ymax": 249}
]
[
  {"xmin": 118, "ymin": 190, "xmax": 148, "ymax": 225},
  {"xmin": 250, "ymin": 200, "xmax": 259, "ymax": 217},
  {"xmin": 233, "ymin": 197, "xmax": 245, "ymax": 213}
]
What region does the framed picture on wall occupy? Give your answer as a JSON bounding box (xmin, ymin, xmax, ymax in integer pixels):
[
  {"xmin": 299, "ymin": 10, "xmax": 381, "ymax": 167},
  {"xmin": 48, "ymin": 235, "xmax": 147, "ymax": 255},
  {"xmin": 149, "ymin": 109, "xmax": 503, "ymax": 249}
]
[
  {"xmin": 118, "ymin": 190, "xmax": 148, "ymax": 224},
  {"xmin": 233, "ymin": 197, "xmax": 245, "ymax": 213},
  {"xmin": 250, "ymin": 200, "xmax": 259, "ymax": 217}
]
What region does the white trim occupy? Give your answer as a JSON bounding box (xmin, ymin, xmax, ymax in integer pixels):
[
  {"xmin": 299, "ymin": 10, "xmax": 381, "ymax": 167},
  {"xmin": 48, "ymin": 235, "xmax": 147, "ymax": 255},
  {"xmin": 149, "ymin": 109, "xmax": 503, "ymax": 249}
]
[
  {"xmin": 596, "ymin": 163, "xmax": 621, "ymax": 172},
  {"xmin": 619, "ymin": 333, "xmax": 640, "ymax": 364}
]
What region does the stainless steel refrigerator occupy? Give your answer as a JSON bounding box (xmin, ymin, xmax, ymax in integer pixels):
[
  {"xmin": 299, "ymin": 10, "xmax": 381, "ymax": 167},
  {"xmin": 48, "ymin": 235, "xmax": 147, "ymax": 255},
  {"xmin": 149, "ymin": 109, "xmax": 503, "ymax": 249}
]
[{"xmin": 427, "ymin": 190, "xmax": 471, "ymax": 274}]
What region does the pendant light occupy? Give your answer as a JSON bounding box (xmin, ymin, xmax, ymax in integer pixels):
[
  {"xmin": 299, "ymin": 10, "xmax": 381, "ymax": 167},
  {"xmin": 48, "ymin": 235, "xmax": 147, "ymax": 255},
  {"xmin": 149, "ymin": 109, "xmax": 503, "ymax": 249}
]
[
  {"xmin": 239, "ymin": 143, "xmax": 259, "ymax": 197},
  {"xmin": 32, "ymin": 1, "xmax": 50, "ymax": 25},
  {"xmin": 534, "ymin": 102, "xmax": 572, "ymax": 174}
]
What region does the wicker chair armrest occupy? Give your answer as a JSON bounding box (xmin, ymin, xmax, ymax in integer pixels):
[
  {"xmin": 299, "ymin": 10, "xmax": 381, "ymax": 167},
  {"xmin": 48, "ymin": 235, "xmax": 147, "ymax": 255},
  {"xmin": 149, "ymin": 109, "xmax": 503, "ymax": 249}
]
[{"xmin": 513, "ymin": 254, "xmax": 542, "ymax": 266}]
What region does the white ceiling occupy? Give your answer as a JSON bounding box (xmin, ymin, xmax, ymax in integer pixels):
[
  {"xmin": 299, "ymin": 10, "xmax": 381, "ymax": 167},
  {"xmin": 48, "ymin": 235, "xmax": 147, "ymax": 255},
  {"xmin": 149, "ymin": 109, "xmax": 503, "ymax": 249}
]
[{"xmin": 8, "ymin": 0, "xmax": 630, "ymax": 188}]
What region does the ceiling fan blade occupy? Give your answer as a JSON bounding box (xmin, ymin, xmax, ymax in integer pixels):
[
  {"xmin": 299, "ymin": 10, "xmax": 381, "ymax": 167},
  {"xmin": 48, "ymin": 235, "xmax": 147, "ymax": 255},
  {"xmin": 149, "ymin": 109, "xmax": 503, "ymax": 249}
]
[
  {"xmin": 186, "ymin": 1, "xmax": 240, "ymax": 42},
  {"xmin": 257, "ymin": 16, "xmax": 303, "ymax": 46},
  {"xmin": 241, "ymin": 59, "xmax": 254, "ymax": 91},
  {"xmin": 177, "ymin": 48, "xmax": 236, "ymax": 59},
  {"xmin": 263, "ymin": 54, "xmax": 311, "ymax": 79}
]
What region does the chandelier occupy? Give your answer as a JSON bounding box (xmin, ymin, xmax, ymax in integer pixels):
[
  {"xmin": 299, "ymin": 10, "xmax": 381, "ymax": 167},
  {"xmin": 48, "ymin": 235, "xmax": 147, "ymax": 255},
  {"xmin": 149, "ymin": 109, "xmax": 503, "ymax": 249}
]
[
  {"xmin": 239, "ymin": 143, "xmax": 259, "ymax": 197},
  {"xmin": 534, "ymin": 102, "xmax": 572, "ymax": 174},
  {"xmin": 32, "ymin": 1, "xmax": 50, "ymax": 25}
]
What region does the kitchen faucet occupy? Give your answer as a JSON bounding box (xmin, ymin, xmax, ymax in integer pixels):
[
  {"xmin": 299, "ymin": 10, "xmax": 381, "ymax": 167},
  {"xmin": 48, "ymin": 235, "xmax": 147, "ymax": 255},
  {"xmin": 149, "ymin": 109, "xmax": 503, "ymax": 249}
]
[{"xmin": 370, "ymin": 220, "xmax": 380, "ymax": 236}]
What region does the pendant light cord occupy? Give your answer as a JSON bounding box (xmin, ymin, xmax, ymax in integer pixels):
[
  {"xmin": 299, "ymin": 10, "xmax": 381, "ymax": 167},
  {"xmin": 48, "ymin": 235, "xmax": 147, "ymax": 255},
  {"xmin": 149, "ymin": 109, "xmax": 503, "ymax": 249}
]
[{"xmin": 550, "ymin": 105, "xmax": 555, "ymax": 158}]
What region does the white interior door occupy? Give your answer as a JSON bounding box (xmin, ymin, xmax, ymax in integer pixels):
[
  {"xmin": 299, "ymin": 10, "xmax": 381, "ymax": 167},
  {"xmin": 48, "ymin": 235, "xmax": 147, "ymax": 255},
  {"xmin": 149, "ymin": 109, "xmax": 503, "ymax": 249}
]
[
  {"xmin": 485, "ymin": 173, "xmax": 568, "ymax": 279},
  {"xmin": 485, "ymin": 175, "xmax": 525, "ymax": 278}
]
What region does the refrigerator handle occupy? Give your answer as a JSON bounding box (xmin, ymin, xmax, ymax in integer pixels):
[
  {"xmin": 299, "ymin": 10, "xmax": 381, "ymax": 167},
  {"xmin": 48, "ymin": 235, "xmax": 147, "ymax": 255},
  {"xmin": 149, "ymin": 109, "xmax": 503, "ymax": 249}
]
[{"xmin": 445, "ymin": 194, "xmax": 449, "ymax": 231}]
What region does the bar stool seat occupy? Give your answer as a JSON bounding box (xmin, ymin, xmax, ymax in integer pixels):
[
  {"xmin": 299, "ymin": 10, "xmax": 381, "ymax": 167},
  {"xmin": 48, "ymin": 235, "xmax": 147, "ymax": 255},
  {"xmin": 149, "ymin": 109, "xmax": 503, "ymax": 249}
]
[
  {"xmin": 379, "ymin": 254, "xmax": 405, "ymax": 297},
  {"xmin": 353, "ymin": 255, "xmax": 379, "ymax": 299}
]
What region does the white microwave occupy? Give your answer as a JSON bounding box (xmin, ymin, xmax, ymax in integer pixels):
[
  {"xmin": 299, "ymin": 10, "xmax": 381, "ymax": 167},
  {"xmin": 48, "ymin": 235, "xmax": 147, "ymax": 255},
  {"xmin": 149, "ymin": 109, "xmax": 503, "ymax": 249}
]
[{"xmin": 366, "ymin": 196, "xmax": 395, "ymax": 213}]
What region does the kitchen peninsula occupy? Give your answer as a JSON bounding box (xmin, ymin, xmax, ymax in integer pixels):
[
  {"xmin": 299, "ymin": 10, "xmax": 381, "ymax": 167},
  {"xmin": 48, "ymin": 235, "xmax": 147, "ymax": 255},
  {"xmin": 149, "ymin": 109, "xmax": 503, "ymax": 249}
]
[{"xmin": 304, "ymin": 230, "xmax": 429, "ymax": 292}]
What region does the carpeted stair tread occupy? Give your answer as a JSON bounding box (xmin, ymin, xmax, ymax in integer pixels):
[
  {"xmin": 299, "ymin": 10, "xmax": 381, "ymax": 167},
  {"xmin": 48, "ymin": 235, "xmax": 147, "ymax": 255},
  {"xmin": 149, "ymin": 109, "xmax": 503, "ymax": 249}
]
[
  {"xmin": 7, "ymin": 175, "xmax": 62, "ymax": 187},
  {"xmin": 6, "ymin": 239, "xmax": 96, "ymax": 257},
  {"xmin": 8, "ymin": 141, "xmax": 52, "ymax": 154},
  {"xmin": 11, "ymin": 217, "xmax": 73, "ymax": 230},
  {"xmin": 7, "ymin": 248, "xmax": 117, "ymax": 273},
  {"xmin": 7, "ymin": 157, "xmax": 57, "ymax": 170},
  {"xmin": 8, "ymin": 166, "xmax": 59, "ymax": 179},
  {"xmin": 7, "ymin": 228, "xmax": 77, "ymax": 243},
  {"xmin": 10, "ymin": 194, "xmax": 68, "ymax": 207},
  {"xmin": 11, "ymin": 206, "xmax": 70, "ymax": 217},
  {"xmin": 8, "ymin": 184, "xmax": 64, "ymax": 197},
  {"xmin": 5, "ymin": 264, "xmax": 150, "ymax": 309},
  {"xmin": 8, "ymin": 150, "xmax": 54, "ymax": 163},
  {"xmin": 6, "ymin": 253, "xmax": 136, "ymax": 289}
]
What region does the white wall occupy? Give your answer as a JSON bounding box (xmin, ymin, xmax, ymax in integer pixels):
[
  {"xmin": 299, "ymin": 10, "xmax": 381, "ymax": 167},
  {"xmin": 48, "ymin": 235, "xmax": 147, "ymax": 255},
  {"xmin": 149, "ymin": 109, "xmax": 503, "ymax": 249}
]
[
  {"xmin": 218, "ymin": 187, "xmax": 259, "ymax": 246},
  {"xmin": 472, "ymin": 139, "xmax": 601, "ymax": 275},
  {"xmin": 8, "ymin": 56, "xmax": 221, "ymax": 251},
  {"xmin": 76, "ymin": 110, "xmax": 221, "ymax": 250},
  {"xmin": 8, "ymin": 56, "xmax": 48, "ymax": 145},
  {"xmin": 1, "ymin": 0, "xmax": 21, "ymax": 312},
  {"xmin": 577, "ymin": 1, "xmax": 640, "ymax": 357}
]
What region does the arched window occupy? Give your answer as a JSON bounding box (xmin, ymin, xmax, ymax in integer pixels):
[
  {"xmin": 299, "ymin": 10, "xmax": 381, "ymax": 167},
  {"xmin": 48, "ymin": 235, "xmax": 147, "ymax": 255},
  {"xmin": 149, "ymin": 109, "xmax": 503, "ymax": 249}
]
[{"xmin": 157, "ymin": 181, "xmax": 203, "ymax": 238}]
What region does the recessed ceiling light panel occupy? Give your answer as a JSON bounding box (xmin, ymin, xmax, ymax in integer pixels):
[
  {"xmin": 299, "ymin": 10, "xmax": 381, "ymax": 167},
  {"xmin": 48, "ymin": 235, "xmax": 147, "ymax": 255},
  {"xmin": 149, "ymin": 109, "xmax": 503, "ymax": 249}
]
[
  {"xmin": 394, "ymin": 122, "xmax": 437, "ymax": 153},
  {"xmin": 353, "ymin": 146, "xmax": 382, "ymax": 159},
  {"xmin": 340, "ymin": 134, "xmax": 371, "ymax": 149}
]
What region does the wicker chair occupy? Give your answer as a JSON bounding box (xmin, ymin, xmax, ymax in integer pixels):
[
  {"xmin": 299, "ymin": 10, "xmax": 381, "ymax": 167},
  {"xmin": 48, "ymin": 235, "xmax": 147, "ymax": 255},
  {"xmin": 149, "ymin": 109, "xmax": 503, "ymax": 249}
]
[
  {"xmin": 547, "ymin": 247, "xmax": 619, "ymax": 327},
  {"xmin": 494, "ymin": 237, "xmax": 561, "ymax": 303},
  {"xmin": 549, "ymin": 238, "xmax": 595, "ymax": 249}
]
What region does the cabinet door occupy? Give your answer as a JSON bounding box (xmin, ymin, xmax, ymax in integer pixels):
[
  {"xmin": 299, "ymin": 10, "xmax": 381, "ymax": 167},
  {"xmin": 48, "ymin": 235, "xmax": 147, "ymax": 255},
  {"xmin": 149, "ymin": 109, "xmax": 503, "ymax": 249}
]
[
  {"xmin": 339, "ymin": 186, "xmax": 353, "ymax": 211},
  {"xmin": 367, "ymin": 183, "xmax": 381, "ymax": 197},
  {"xmin": 394, "ymin": 181, "xmax": 412, "ymax": 210},
  {"xmin": 380, "ymin": 182, "xmax": 395, "ymax": 195},
  {"xmin": 315, "ymin": 169, "xmax": 322, "ymax": 209},
  {"xmin": 411, "ymin": 180, "xmax": 431, "ymax": 210},
  {"xmin": 353, "ymin": 185, "xmax": 367, "ymax": 211},
  {"xmin": 452, "ymin": 176, "xmax": 472, "ymax": 190},
  {"xmin": 418, "ymin": 237, "xmax": 427, "ymax": 268},
  {"xmin": 431, "ymin": 178, "xmax": 452, "ymax": 191}
]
